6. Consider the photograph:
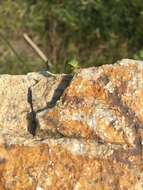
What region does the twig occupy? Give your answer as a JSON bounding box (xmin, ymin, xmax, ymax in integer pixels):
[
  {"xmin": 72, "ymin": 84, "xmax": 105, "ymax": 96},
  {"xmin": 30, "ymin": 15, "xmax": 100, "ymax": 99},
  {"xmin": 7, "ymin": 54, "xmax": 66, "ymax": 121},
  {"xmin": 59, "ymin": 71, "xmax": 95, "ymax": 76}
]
[
  {"xmin": 23, "ymin": 33, "xmax": 49, "ymax": 67},
  {"xmin": 23, "ymin": 33, "xmax": 57, "ymax": 76}
]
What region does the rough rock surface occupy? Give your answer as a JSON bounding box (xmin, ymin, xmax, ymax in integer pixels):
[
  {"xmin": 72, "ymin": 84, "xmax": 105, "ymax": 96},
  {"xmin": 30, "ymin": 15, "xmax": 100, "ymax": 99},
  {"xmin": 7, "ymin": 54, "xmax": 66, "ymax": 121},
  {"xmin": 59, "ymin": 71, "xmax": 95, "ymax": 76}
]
[
  {"xmin": 0, "ymin": 59, "xmax": 143, "ymax": 189},
  {"xmin": 0, "ymin": 71, "xmax": 72, "ymax": 137}
]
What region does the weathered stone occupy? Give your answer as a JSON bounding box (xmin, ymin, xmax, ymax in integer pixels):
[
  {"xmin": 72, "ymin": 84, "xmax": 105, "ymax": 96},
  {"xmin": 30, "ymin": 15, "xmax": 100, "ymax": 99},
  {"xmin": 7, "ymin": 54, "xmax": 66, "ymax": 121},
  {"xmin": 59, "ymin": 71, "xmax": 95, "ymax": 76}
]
[
  {"xmin": 0, "ymin": 59, "xmax": 142, "ymax": 189},
  {"xmin": 40, "ymin": 59, "xmax": 143, "ymax": 148},
  {"xmin": 0, "ymin": 71, "xmax": 72, "ymax": 136}
]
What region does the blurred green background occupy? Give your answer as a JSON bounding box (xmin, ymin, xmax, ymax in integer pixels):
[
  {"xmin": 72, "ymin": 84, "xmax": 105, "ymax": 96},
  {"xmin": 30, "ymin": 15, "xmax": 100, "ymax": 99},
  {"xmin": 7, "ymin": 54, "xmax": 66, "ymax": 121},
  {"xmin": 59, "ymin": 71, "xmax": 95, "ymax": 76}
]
[{"xmin": 0, "ymin": 0, "xmax": 143, "ymax": 74}]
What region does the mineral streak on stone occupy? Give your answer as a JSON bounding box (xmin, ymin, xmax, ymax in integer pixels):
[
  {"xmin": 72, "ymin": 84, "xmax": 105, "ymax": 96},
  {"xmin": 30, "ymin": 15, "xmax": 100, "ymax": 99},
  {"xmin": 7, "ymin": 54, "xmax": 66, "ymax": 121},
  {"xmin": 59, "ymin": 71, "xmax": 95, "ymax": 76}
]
[{"xmin": 0, "ymin": 59, "xmax": 143, "ymax": 189}]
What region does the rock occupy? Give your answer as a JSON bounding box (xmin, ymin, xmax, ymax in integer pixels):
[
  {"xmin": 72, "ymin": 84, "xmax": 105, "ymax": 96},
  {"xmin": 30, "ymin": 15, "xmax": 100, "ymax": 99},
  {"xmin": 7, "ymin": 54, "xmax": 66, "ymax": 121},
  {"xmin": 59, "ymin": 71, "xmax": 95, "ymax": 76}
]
[
  {"xmin": 40, "ymin": 59, "xmax": 143, "ymax": 148},
  {"xmin": 0, "ymin": 71, "xmax": 72, "ymax": 136},
  {"xmin": 0, "ymin": 59, "xmax": 142, "ymax": 189}
]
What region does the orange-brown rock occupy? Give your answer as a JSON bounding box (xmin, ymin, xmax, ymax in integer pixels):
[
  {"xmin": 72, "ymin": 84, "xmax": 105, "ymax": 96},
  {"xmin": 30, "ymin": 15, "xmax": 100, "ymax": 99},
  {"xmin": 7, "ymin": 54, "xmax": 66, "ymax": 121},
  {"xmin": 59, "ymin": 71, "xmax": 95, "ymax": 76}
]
[
  {"xmin": 41, "ymin": 59, "xmax": 143, "ymax": 148},
  {"xmin": 0, "ymin": 59, "xmax": 143, "ymax": 189},
  {"xmin": 0, "ymin": 138, "xmax": 142, "ymax": 190}
]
